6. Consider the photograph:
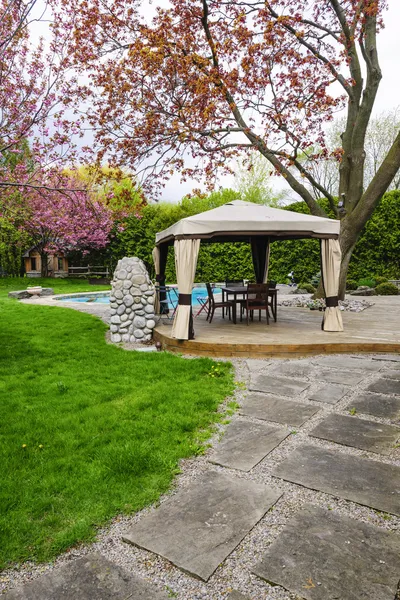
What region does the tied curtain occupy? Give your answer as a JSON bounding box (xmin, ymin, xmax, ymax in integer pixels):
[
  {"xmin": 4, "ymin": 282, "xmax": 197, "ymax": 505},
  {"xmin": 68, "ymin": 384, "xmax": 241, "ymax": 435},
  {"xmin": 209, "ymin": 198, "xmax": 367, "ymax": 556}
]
[
  {"xmin": 172, "ymin": 238, "xmax": 201, "ymax": 340},
  {"xmin": 251, "ymin": 237, "xmax": 270, "ymax": 283},
  {"xmin": 320, "ymin": 239, "xmax": 344, "ymax": 332}
]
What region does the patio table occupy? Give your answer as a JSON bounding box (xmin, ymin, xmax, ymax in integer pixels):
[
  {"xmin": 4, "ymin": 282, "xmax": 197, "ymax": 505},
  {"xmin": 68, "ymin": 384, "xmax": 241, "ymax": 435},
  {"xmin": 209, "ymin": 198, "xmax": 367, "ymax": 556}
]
[{"xmin": 221, "ymin": 286, "xmax": 278, "ymax": 323}]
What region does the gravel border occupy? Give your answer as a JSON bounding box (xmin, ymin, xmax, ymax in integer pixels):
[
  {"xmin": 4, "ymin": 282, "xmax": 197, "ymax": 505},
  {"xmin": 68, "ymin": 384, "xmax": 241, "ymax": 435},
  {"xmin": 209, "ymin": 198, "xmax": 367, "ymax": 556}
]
[{"xmin": 1, "ymin": 355, "xmax": 400, "ymax": 600}]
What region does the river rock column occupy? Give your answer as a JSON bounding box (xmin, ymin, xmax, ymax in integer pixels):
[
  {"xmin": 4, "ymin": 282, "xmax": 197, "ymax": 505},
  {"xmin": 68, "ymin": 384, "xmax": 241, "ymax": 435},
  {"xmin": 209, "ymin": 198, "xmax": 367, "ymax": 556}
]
[{"xmin": 109, "ymin": 257, "xmax": 157, "ymax": 343}]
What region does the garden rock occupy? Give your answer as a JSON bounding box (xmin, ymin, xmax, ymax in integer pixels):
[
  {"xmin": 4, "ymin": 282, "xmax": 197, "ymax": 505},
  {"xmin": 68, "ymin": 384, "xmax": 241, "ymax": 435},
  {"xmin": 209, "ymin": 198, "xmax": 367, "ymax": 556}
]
[
  {"xmin": 8, "ymin": 288, "xmax": 54, "ymax": 299},
  {"xmin": 350, "ymin": 287, "xmax": 376, "ymax": 296},
  {"xmin": 110, "ymin": 257, "xmax": 158, "ymax": 344}
]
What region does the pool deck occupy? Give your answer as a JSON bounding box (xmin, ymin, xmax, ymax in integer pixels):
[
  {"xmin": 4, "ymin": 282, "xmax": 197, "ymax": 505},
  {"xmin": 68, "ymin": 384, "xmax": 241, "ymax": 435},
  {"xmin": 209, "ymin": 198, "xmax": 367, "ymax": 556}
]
[{"xmin": 154, "ymin": 295, "xmax": 400, "ymax": 358}]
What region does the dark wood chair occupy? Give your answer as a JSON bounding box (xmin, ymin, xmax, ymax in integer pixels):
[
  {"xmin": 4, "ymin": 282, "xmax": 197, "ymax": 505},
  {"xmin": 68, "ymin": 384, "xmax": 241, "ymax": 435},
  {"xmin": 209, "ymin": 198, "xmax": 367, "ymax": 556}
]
[
  {"xmin": 222, "ymin": 279, "xmax": 244, "ymax": 320},
  {"xmin": 206, "ymin": 282, "xmax": 233, "ymax": 324},
  {"xmin": 244, "ymin": 283, "xmax": 270, "ymax": 325},
  {"xmin": 225, "ymin": 279, "xmax": 244, "ymax": 286}
]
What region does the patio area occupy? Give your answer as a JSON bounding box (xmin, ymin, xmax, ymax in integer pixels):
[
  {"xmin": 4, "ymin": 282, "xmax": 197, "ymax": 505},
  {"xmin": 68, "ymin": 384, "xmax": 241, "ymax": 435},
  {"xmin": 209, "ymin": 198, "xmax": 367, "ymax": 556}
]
[{"xmin": 154, "ymin": 295, "xmax": 400, "ymax": 357}]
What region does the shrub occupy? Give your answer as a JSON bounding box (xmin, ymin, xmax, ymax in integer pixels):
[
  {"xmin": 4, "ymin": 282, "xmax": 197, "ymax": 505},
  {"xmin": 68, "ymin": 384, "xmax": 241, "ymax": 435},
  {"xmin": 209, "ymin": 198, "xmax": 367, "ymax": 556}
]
[
  {"xmin": 298, "ymin": 282, "xmax": 316, "ymax": 293},
  {"xmin": 310, "ymin": 271, "xmax": 321, "ymax": 286},
  {"xmin": 375, "ymin": 282, "xmax": 399, "ymax": 295},
  {"xmin": 357, "ymin": 278, "xmax": 376, "ymax": 288},
  {"xmin": 374, "ymin": 276, "xmax": 388, "ymax": 286},
  {"xmin": 346, "ymin": 279, "xmax": 358, "ymax": 290}
]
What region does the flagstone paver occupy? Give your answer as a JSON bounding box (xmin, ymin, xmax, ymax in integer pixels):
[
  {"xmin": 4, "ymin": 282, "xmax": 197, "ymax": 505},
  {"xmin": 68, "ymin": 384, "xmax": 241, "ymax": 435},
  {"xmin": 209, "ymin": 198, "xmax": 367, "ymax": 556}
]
[
  {"xmin": 309, "ymin": 413, "xmax": 400, "ymax": 455},
  {"xmin": 273, "ymin": 444, "xmax": 400, "ymax": 515},
  {"xmin": 371, "ymin": 354, "xmax": 400, "ymax": 363},
  {"xmin": 347, "ymin": 392, "xmax": 400, "ymax": 420},
  {"xmin": 227, "ymin": 591, "xmax": 250, "ymax": 600},
  {"xmin": 240, "ymin": 393, "xmax": 319, "ymax": 427},
  {"xmin": 249, "ymin": 374, "xmax": 310, "ymax": 397},
  {"xmin": 308, "ymin": 383, "xmax": 349, "ymax": 404},
  {"xmin": 3, "ymin": 554, "xmax": 169, "ymax": 600},
  {"xmin": 246, "ymin": 359, "xmax": 272, "ymax": 373},
  {"xmin": 122, "ymin": 471, "xmax": 282, "ymax": 581},
  {"xmin": 368, "ymin": 378, "xmax": 400, "ymax": 396},
  {"xmin": 316, "ymin": 368, "xmax": 365, "ymax": 385},
  {"xmin": 270, "ymin": 361, "xmax": 314, "ymax": 379},
  {"xmin": 253, "ymin": 505, "xmax": 400, "ymax": 600},
  {"xmin": 384, "ymin": 369, "xmax": 400, "ymax": 379},
  {"xmin": 209, "ymin": 420, "xmax": 290, "ymax": 472},
  {"xmin": 315, "ymin": 356, "xmax": 384, "ymax": 371}
]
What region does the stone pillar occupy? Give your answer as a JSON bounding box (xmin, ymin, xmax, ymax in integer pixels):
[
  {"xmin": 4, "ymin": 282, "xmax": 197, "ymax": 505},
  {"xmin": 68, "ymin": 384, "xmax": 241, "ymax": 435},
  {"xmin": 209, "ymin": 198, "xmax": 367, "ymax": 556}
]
[{"xmin": 109, "ymin": 257, "xmax": 157, "ymax": 344}]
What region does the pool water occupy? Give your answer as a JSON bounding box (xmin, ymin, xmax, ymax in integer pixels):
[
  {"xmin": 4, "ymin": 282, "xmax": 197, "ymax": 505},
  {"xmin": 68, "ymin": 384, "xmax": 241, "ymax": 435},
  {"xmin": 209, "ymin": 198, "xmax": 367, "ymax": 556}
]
[
  {"xmin": 56, "ymin": 287, "xmax": 221, "ymax": 307},
  {"xmin": 57, "ymin": 293, "xmax": 110, "ymax": 304}
]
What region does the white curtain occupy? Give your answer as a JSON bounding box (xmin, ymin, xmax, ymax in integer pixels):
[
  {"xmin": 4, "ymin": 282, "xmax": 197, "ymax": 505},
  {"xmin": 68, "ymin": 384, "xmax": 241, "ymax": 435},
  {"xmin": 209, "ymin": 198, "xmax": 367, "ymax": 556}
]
[
  {"xmin": 152, "ymin": 246, "xmax": 160, "ymax": 314},
  {"xmin": 172, "ymin": 239, "xmax": 200, "ymax": 340},
  {"xmin": 321, "ymin": 239, "xmax": 344, "ymax": 332}
]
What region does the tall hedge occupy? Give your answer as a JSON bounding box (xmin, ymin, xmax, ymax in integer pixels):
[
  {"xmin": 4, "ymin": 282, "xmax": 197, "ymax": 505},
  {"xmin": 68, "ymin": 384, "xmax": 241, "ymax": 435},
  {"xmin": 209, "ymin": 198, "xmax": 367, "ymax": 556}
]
[{"xmin": 109, "ymin": 190, "xmax": 400, "ymax": 283}]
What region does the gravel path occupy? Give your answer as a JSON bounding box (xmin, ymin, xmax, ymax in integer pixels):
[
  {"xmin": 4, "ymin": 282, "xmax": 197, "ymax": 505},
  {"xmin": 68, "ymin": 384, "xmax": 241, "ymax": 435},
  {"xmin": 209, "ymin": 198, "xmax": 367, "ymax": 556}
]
[{"xmin": 1, "ymin": 353, "xmax": 400, "ymax": 599}]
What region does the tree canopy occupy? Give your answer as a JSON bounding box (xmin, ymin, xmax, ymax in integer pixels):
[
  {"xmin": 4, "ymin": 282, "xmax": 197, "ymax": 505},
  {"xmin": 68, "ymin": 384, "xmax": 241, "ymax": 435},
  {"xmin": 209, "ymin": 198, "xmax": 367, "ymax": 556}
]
[{"xmin": 50, "ymin": 0, "xmax": 400, "ymax": 295}]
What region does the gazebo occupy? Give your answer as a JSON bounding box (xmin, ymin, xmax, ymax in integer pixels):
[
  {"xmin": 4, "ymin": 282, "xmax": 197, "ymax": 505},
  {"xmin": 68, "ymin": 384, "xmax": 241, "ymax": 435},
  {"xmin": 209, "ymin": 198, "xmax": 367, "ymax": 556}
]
[{"xmin": 153, "ymin": 200, "xmax": 343, "ymax": 340}]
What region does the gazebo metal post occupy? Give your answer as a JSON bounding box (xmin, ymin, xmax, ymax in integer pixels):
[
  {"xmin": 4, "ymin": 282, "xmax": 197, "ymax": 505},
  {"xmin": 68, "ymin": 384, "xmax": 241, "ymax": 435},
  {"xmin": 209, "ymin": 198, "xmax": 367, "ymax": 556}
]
[{"xmin": 251, "ymin": 236, "xmax": 270, "ymax": 283}]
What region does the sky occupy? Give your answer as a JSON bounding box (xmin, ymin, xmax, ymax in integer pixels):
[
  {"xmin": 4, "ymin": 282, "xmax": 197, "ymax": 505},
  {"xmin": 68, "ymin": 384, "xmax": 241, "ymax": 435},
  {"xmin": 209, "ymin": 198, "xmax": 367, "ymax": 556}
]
[{"xmin": 159, "ymin": 1, "xmax": 400, "ymax": 203}]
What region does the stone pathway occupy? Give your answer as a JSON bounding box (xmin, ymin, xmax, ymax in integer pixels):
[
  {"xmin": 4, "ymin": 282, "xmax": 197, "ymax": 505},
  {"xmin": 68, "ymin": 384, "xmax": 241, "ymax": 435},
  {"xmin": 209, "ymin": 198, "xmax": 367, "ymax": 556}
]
[{"xmin": 2, "ymin": 353, "xmax": 400, "ymax": 600}]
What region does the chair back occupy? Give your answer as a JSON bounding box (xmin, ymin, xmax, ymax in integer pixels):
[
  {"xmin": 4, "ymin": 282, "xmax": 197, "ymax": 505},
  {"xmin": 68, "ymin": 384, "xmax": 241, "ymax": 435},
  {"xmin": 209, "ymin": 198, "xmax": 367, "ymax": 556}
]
[
  {"xmin": 225, "ymin": 279, "xmax": 244, "ymax": 287},
  {"xmin": 267, "ymin": 280, "xmax": 277, "ymax": 289},
  {"xmin": 247, "ymin": 283, "xmax": 269, "ymax": 302},
  {"xmin": 205, "ymin": 282, "xmax": 215, "ymax": 307}
]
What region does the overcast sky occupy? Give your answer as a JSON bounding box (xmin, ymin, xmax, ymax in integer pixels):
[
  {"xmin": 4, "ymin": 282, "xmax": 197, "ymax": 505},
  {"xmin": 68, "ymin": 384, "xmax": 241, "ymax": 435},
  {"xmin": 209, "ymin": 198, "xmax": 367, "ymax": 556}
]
[{"xmin": 160, "ymin": 1, "xmax": 400, "ymax": 202}]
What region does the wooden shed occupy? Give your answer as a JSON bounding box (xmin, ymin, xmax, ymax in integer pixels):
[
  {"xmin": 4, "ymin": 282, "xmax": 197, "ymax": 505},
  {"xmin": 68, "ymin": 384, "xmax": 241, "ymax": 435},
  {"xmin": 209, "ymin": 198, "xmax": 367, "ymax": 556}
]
[{"xmin": 23, "ymin": 247, "xmax": 69, "ymax": 278}]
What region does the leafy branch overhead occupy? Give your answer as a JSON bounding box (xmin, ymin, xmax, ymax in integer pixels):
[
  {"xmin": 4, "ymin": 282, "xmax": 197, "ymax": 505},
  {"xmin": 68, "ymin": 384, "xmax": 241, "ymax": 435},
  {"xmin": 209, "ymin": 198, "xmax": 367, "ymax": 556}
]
[{"xmin": 3, "ymin": 0, "xmax": 399, "ymax": 297}]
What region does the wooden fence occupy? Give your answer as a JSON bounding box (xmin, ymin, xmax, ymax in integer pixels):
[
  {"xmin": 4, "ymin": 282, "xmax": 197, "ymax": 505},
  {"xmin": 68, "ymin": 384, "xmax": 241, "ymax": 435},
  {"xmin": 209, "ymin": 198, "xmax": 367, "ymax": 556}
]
[{"xmin": 68, "ymin": 266, "xmax": 110, "ymax": 278}]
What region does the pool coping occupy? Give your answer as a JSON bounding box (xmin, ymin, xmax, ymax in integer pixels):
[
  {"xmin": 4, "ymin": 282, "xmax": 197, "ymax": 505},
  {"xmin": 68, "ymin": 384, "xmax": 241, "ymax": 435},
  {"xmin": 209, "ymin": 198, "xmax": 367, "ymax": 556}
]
[{"xmin": 53, "ymin": 291, "xmax": 111, "ymax": 302}]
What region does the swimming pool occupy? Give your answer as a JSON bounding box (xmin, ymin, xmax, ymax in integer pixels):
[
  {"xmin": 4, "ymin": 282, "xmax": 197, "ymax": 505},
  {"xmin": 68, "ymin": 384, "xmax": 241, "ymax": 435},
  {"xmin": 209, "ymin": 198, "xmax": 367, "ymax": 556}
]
[
  {"xmin": 55, "ymin": 287, "xmax": 221, "ymax": 307},
  {"xmin": 55, "ymin": 292, "xmax": 111, "ymax": 304}
]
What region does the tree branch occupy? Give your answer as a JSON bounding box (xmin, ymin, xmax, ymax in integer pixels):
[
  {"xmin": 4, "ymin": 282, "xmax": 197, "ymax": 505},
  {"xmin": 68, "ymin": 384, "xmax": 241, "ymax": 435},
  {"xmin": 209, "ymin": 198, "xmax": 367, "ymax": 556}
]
[
  {"xmin": 350, "ymin": 130, "xmax": 400, "ymax": 227},
  {"xmin": 197, "ymin": 4, "xmax": 327, "ymax": 217}
]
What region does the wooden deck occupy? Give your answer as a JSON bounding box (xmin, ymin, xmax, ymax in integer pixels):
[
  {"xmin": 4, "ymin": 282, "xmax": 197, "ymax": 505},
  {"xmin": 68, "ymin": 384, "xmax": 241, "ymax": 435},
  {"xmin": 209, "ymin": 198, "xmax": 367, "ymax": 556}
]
[{"xmin": 154, "ymin": 296, "xmax": 400, "ymax": 358}]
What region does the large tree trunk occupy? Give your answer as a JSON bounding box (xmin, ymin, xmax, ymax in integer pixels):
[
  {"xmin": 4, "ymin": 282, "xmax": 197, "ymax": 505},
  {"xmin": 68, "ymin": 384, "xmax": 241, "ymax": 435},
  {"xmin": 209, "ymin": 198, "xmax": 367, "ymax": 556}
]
[{"xmin": 338, "ymin": 229, "xmax": 358, "ymax": 299}]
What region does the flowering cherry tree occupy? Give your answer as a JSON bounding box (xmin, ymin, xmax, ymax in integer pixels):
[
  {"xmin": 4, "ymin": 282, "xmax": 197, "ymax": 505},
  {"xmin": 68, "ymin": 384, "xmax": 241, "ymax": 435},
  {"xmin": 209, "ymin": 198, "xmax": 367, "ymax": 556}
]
[
  {"xmin": 0, "ymin": 0, "xmax": 79, "ymax": 192},
  {"xmin": 23, "ymin": 175, "xmax": 113, "ymax": 276},
  {"xmin": 51, "ymin": 0, "xmax": 399, "ymax": 295}
]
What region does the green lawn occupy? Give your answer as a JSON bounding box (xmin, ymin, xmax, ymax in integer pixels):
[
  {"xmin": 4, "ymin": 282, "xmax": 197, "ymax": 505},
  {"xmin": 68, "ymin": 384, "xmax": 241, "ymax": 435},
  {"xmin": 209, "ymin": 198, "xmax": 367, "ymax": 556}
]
[{"xmin": 0, "ymin": 278, "xmax": 234, "ymax": 569}]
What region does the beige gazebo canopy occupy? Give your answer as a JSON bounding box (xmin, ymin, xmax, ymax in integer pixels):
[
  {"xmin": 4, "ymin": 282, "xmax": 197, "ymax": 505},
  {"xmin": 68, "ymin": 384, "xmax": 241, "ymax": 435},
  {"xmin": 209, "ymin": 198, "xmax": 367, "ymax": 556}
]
[{"xmin": 153, "ymin": 200, "xmax": 343, "ymax": 339}]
